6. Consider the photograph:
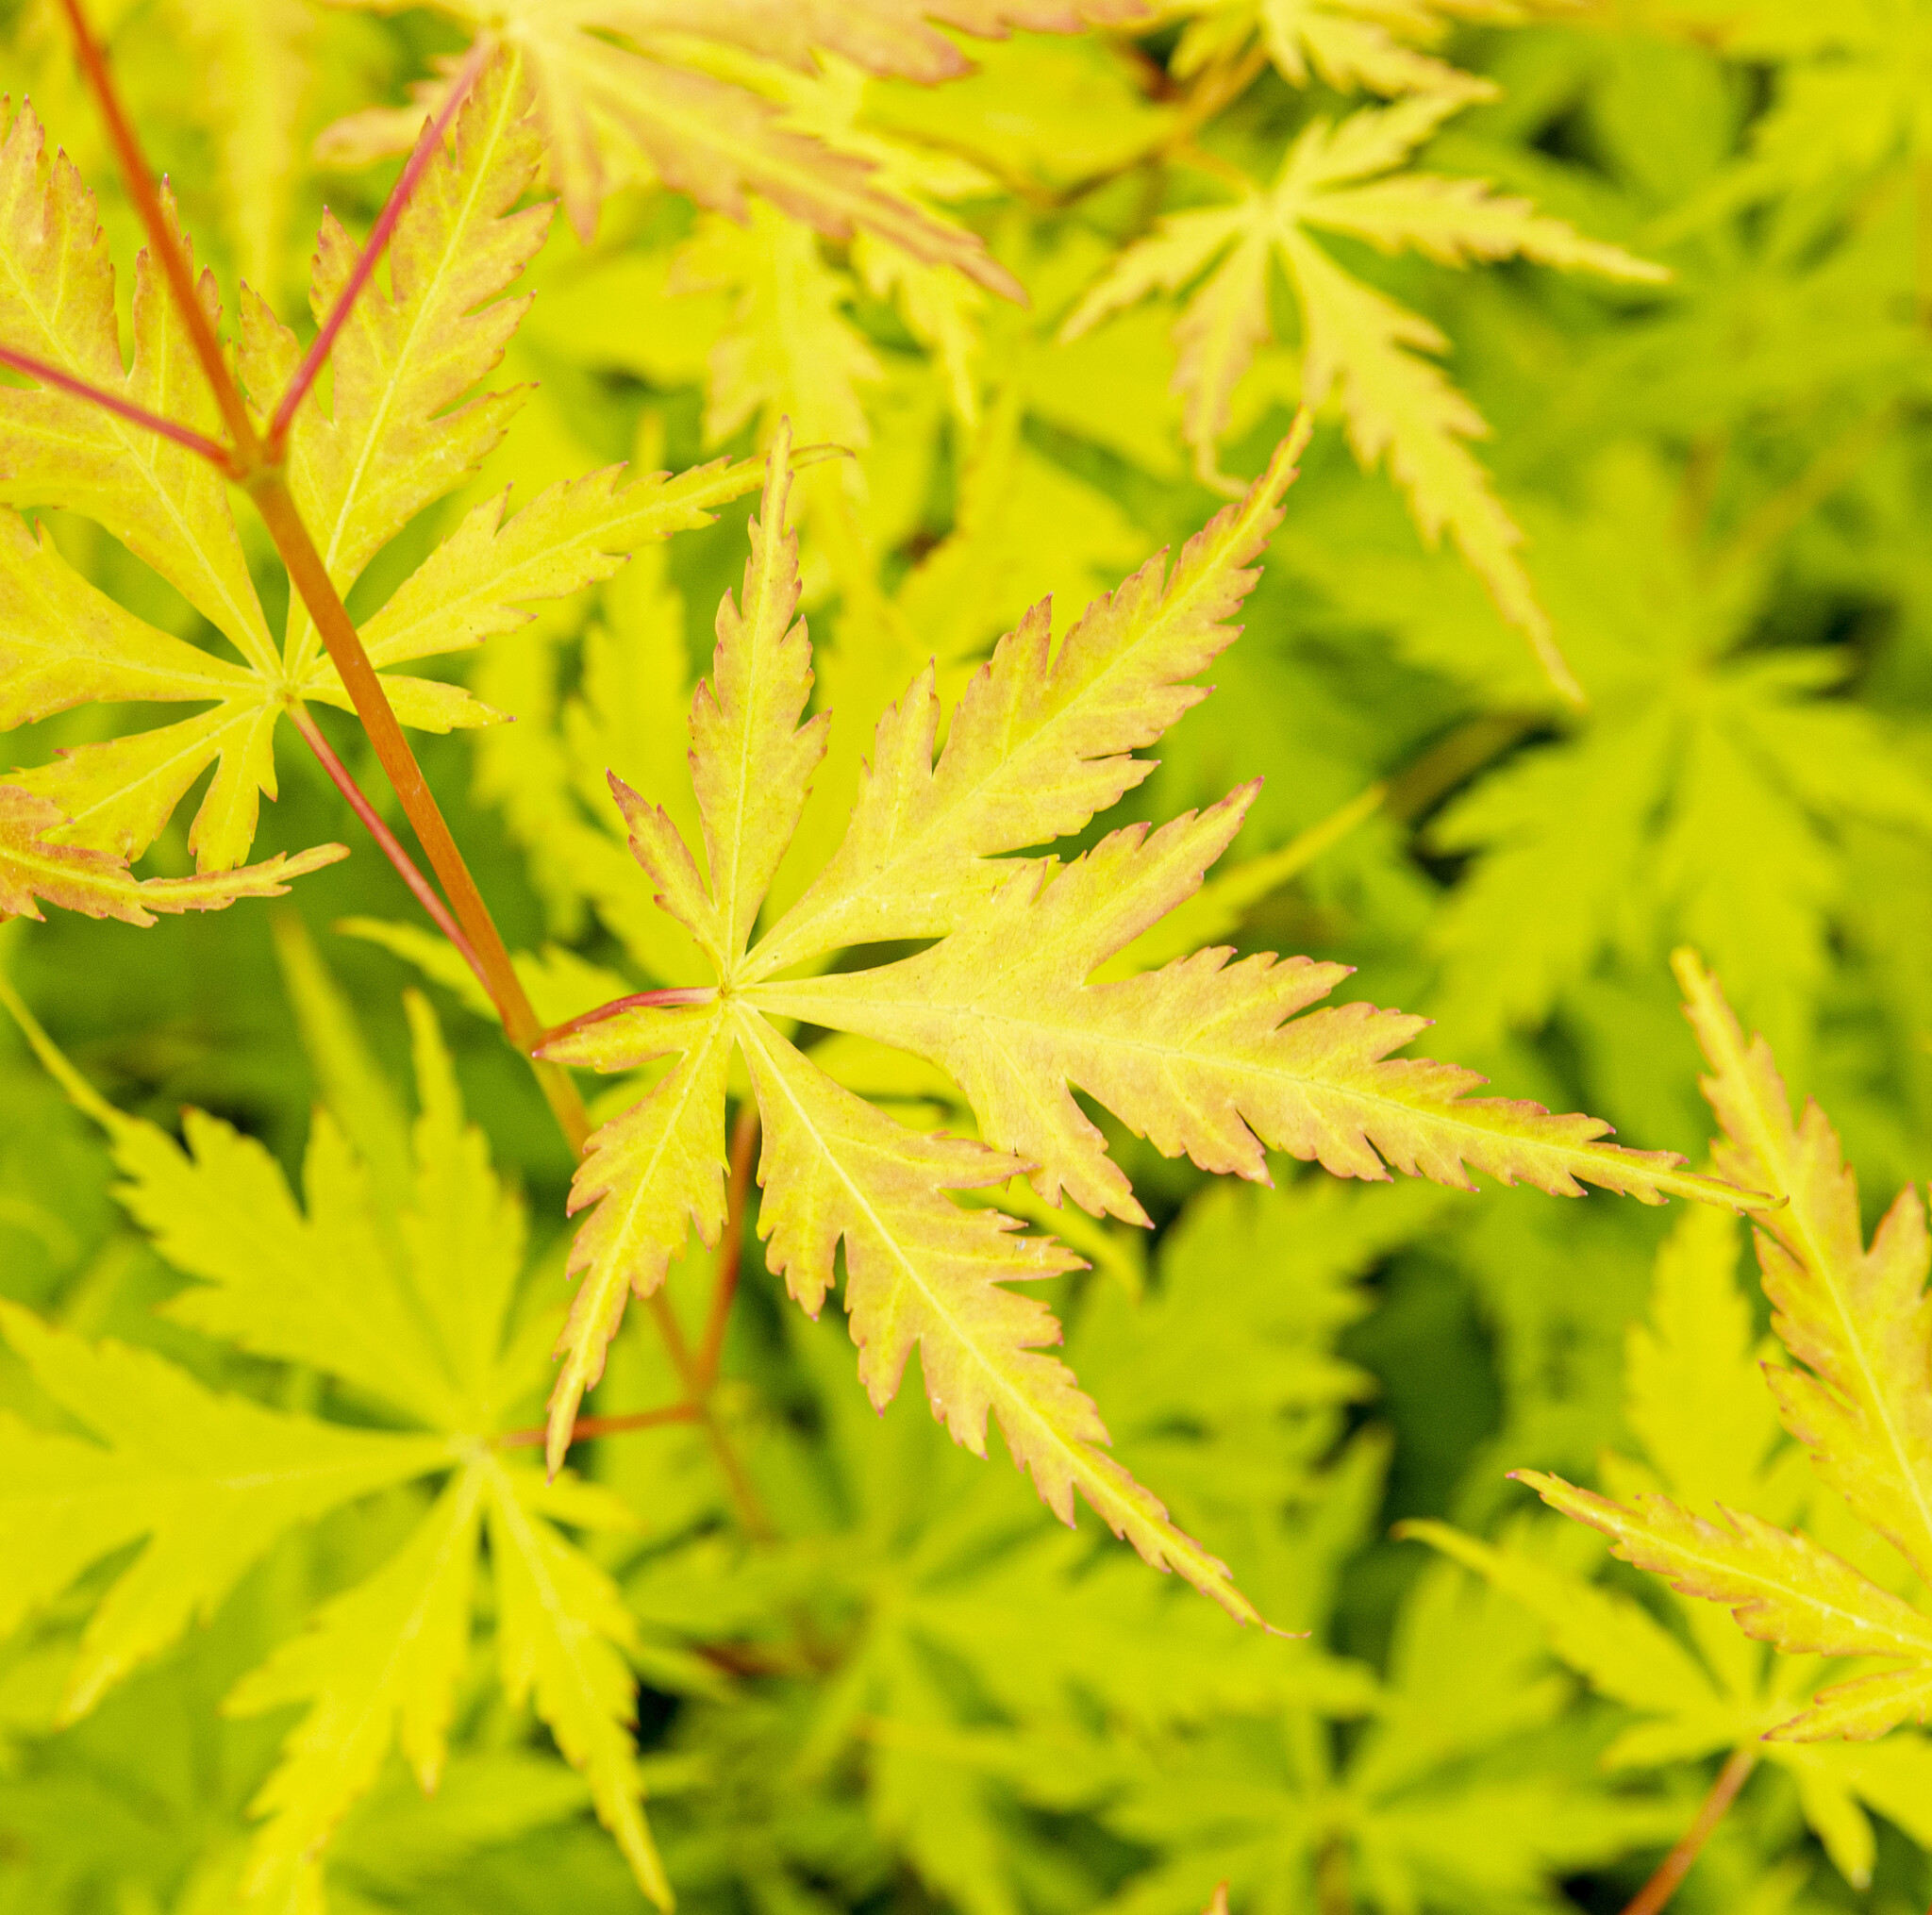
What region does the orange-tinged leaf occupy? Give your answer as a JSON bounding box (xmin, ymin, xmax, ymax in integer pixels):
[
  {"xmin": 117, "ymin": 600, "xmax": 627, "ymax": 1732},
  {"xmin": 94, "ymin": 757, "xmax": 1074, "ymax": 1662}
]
[
  {"xmin": 748, "ymin": 420, "xmax": 1312, "ymax": 980},
  {"xmin": 0, "ymin": 786, "xmax": 345, "ymax": 926},
  {"xmin": 1674, "ymin": 948, "xmax": 1932, "ymax": 1585},
  {"xmin": 734, "ymin": 1006, "xmax": 1261, "ymax": 1624},
  {"xmin": 541, "ymin": 1003, "xmax": 732, "ymax": 1476},
  {"xmin": 318, "ymin": 5, "xmax": 1029, "ymax": 293},
  {"xmin": 541, "ymin": 422, "xmax": 1760, "ymax": 1628},
  {"xmin": 1516, "ymin": 1468, "xmax": 1932, "ymax": 1740}
]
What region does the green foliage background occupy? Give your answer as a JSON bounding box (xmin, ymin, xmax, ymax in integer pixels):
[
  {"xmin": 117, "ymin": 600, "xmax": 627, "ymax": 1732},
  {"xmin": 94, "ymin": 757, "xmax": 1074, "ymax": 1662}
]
[{"xmin": 2, "ymin": 1, "xmax": 1930, "ymax": 1910}]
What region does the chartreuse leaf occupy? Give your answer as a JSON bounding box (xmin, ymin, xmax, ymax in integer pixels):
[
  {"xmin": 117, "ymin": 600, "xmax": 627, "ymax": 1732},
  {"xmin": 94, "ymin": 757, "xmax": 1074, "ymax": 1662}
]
[
  {"xmin": 0, "ymin": 962, "xmax": 675, "ymax": 1907},
  {"xmin": 224, "ymin": 1467, "xmax": 485, "ymax": 1911},
  {"xmin": 539, "ymin": 423, "xmax": 1761, "ymax": 1627},
  {"xmin": 0, "ymin": 783, "xmax": 345, "ymax": 925},
  {"xmin": 1098, "ymin": 1549, "xmax": 1682, "ymax": 1912},
  {"xmin": 1517, "ymin": 952, "xmax": 1932, "ymax": 1755},
  {"xmin": 311, "ymin": 0, "xmax": 1074, "ymax": 291},
  {"xmin": 0, "ymin": 51, "xmax": 757, "ymax": 891},
  {"xmin": 0, "ymin": 1301, "xmax": 455, "ymax": 1728},
  {"xmin": 484, "ymin": 1454, "xmax": 671, "ymax": 1907},
  {"xmin": 1164, "ymin": 0, "xmax": 1506, "ymax": 101},
  {"xmin": 1060, "ymin": 93, "xmax": 1668, "ymax": 697}
]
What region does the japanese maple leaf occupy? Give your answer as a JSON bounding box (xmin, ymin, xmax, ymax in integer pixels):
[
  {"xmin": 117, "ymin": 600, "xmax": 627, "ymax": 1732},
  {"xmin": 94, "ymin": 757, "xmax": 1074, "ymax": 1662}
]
[
  {"xmin": 534, "ymin": 417, "xmax": 1751, "ymax": 1624},
  {"xmin": 0, "ymin": 960, "xmax": 679, "ymax": 1909},
  {"xmin": 1158, "ymin": 0, "xmax": 1535, "ymax": 101},
  {"xmin": 1413, "ymin": 1196, "xmax": 1932, "ymax": 1890},
  {"xmin": 1059, "ymin": 93, "xmax": 1669, "ymax": 699},
  {"xmin": 0, "ymin": 784, "xmax": 344, "ymax": 924},
  {"xmin": 316, "ymin": 2, "xmax": 1141, "ymax": 284},
  {"xmin": 1521, "ymin": 952, "xmax": 1932, "ymax": 1748},
  {"xmin": 0, "ymin": 58, "xmax": 768, "ymax": 877}
]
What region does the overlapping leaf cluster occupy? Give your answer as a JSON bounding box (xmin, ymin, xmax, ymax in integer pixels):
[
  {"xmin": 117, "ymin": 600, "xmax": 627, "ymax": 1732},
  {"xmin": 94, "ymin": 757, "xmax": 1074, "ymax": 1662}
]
[{"xmin": 3, "ymin": 2, "xmax": 1932, "ymax": 1913}]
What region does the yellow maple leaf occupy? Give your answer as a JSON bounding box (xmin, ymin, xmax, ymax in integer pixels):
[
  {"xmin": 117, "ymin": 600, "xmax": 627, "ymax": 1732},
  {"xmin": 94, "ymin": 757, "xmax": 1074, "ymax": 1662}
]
[
  {"xmin": 1162, "ymin": 0, "xmax": 1534, "ymax": 100},
  {"xmin": 534, "ymin": 419, "xmax": 1756, "ymax": 1624},
  {"xmin": 1059, "ymin": 93, "xmax": 1670, "ymax": 699},
  {"xmin": 310, "ymin": 0, "xmax": 1118, "ymax": 291},
  {"xmin": 0, "ymin": 54, "xmax": 769, "ymax": 883},
  {"xmin": 0, "ymin": 784, "xmax": 345, "ymax": 925},
  {"xmin": 1522, "ymin": 950, "xmax": 1932, "ymax": 1742}
]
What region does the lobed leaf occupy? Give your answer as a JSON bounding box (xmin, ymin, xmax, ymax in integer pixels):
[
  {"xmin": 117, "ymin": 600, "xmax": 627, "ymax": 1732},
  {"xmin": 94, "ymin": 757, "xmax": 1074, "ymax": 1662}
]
[
  {"xmin": 241, "ymin": 45, "xmax": 551, "ymax": 698},
  {"xmin": 485, "ymin": 1457, "xmax": 671, "ymax": 1907},
  {"xmin": 320, "ymin": 2, "xmax": 1038, "ymax": 291},
  {"xmin": 225, "ymin": 1468, "xmax": 486, "ymax": 1904},
  {"xmin": 1675, "ymin": 948, "xmax": 1932, "ymax": 1586},
  {"xmin": 1062, "ymin": 94, "xmax": 1667, "ymax": 696},
  {"xmin": 734, "ymin": 1007, "xmax": 1260, "ymax": 1624},
  {"xmin": 0, "ymin": 785, "xmax": 344, "ymax": 924},
  {"xmin": 748, "ymin": 420, "xmax": 1311, "ymax": 979},
  {"xmin": 0, "ymin": 1302, "xmax": 453, "ymax": 1725},
  {"xmin": 540, "ymin": 421, "xmax": 1766, "ymax": 1627},
  {"xmin": 1517, "ymin": 1470, "xmax": 1932, "ymax": 1739}
]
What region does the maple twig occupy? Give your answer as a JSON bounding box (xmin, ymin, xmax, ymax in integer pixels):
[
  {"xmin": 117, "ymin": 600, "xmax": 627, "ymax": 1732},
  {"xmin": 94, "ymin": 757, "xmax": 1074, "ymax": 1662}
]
[
  {"xmin": 286, "ymin": 703, "xmax": 489, "ymax": 994},
  {"xmin": 1710, "ymin": 402, "xmax": 1897, "ymax": 579},
  {"xmin": 266, "ymin": 35, "xmax": 494, "ymax": 461},
  {"xmin": 496, "ymin": 1402, "xmax": 698, "ymax": 1448},
  {"xmin": 58, "ymin": 0, "xmax": 261, "ymax": 463},
  {"xmin": 0, "ymin": 343, "xmax": 234, "ymax": 469},
  {"xmin": 648, "ymin": 1287, "xmax": 774, "ymax": 1540},
  {"xmin": 247, "ymin": 473, "xmax": 591, "ymax": 1150},
  {"xmin": 699, "ymin": 1107, "xmax": 760, "ymax": 1391},
  {"xmin": 1619, "ymin": 1746, "xmax": 1757, "ymax": 1915},
  {"xmin": 60, "ymin": 0, "xmax": 773, "ymax": 1540}
]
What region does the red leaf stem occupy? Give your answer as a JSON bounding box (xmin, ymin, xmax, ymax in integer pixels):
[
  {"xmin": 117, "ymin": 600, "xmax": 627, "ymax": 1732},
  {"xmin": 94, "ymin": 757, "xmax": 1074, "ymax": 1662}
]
[
  {"xmin": 0, "ymin": 342, "xmax": 234, "ymax": 469},
  {"xmin": 265, "ymin": 35, "xmax": 494, "ymax": 460},
  {"xmin": 496, "ymin": 1402, "xmax": 699, "ymax": 1449},
  {"xmin": 1620, "ymin": 1747, "xmax": 1757, "ymax": 1915},
  {"xmin": 58, "ymin": 0, "xmax": 262, "ymax": 461},
  {"xmin": 286, "ymin": 702, "xmax": 489, "ymax": 995}
]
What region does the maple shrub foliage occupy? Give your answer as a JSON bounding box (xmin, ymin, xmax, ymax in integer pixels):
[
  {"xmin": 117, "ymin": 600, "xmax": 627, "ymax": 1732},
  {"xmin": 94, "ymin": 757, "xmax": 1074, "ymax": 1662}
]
[{"xmin": 0, "ymin": 2, "xmax": 1929, "ymax": 1914}]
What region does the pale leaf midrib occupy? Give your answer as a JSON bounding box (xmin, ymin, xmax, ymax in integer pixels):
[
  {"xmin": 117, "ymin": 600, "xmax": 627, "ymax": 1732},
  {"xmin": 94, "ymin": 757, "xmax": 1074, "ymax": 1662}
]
[
  {"xmin": 1710, "ymin": 1007, "xmax": 1932, "ymax": 1578},
  {"xmin": 0, "ymin": 212, "xmax": 271, "ymax": 670},
  {"xmin": 750, "ymin": 983, "xmax": 1738, "ymax": 1206},
  {"xmin": 736, "ymin": 1010, "xmax": 1224, "ymax": 1589},
  {"xmin": 745, "ymin": 495, "xmax": 1276, "ymax": 981}
]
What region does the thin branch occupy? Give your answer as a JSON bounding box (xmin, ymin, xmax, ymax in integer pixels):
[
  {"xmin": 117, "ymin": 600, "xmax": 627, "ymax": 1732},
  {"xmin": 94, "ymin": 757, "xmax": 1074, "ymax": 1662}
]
[
  {"xmin": 699, "ymin": 1107, "xmax": 760, "ymax": 1390},
  {"xmin": 59, "ymin": 0, "xmax": 774, "ymax": 1540},
  {"xmin": 286, "ymin": 703, "xmax": 488, "ymax": 994},
  {"xmin": 0, "ymin": 343, "xmax": 234, "ymax": 469},
  {"xmin": 58, "ymin": 0, "xmax": 261, "ymax": 462},
  {"xmin": 1710, "ymin": 403, "xmax": 1897, "ymax": 579},
  {"xmin": 1620, "ymin": 1747, "xmax": 1757, "ymax": 1915},
  {"xmin": 496, "ymin": 1401, "xmax": 698, "ymax": 1449},
  {"xmin": 266, "ymin": 36, "xmax": 494, "ymax": 460},
  {"xmin": 647, "ymin": 1286, "xmax": 774, "ymax": 1541},
  {"xmin": 247, "ymin": 471, "xmax": 591, "ymax": 1151}
]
